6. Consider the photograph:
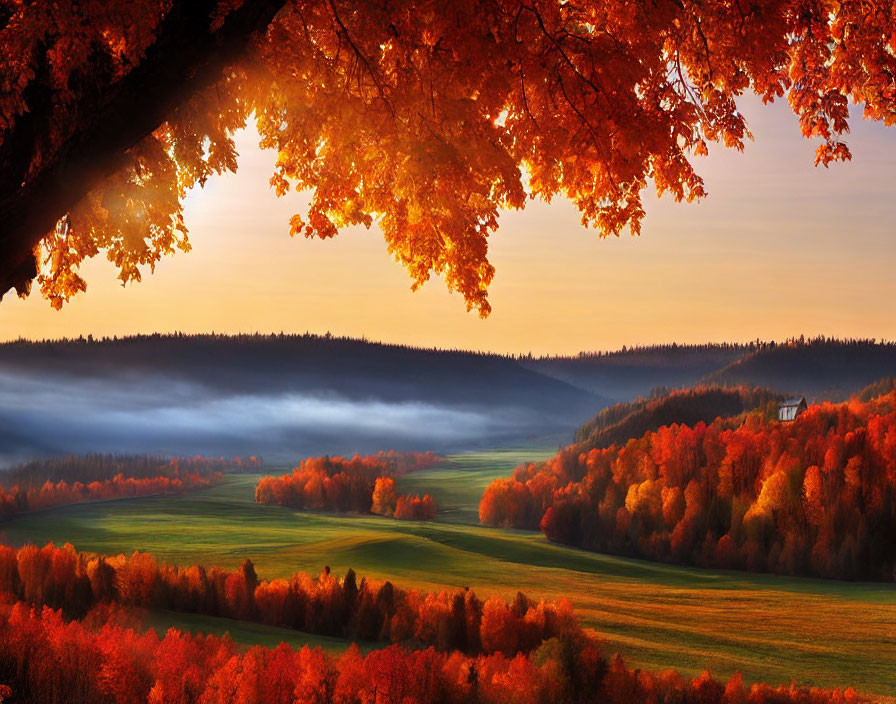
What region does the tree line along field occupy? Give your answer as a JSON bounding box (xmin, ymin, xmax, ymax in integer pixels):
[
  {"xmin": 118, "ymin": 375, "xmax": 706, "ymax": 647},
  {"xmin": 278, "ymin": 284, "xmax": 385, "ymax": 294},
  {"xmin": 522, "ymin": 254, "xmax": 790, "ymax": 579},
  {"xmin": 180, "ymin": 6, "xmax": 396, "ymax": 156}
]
[{"xmin": 1, "ymin": 450, "xmax": 894, "ymax": 699}]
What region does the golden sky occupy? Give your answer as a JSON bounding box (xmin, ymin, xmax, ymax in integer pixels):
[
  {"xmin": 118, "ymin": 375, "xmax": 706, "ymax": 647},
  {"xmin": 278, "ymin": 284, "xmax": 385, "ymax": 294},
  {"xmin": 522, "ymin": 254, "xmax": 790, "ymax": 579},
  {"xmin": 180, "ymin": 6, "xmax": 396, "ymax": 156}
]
[{"xmin": 1, "ymin": 96, "xmax": 894, "ymax": 356}]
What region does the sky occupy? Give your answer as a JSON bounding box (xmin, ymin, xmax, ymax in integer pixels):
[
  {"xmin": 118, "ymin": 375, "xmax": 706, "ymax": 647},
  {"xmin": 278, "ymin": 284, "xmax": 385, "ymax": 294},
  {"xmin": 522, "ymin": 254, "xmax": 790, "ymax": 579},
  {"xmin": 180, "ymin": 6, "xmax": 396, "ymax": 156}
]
[{"xmin": 1, "ymin": 95, "xmax": 895, "ymax": 356}]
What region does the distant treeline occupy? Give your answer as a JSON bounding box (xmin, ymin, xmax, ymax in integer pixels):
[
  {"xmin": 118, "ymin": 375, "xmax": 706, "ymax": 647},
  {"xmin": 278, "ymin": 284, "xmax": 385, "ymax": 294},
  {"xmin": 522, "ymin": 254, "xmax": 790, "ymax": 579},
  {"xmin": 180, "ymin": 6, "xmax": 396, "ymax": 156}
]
[
  {"xmin": 701, "ymin": 337, "xmax": 896, "ymax": 399},
  {"xmin": 0, "ymin": 472, "xmax": 219, "ymax": 519},
  {"xmin": 536, "ymin": 335, "xmax": 894, "ymax": 360},
  {"xmin": 4, "ymin": 331, "xmax": 892, "ymax": 361},
  {"xmin": 481, "ymin": 390, "xmax": 896, "ymax": 581},
  {"xmin": 0, "ymin": 455, "xmax": 258, "ymax": 518},
  {"xmin": 1, "ymin": 542, "xmax": 576, "ymax": 657},
  {"xmin": 0, "ymin": 331, "xmax": 511, "ymax": 359},
  {"xmin": 528, "ymin": 336, "xmax": 896, "ymax": 401},
  {"xmin": 256, "ymin": 453, "xmax": 439, "ymax": 520},
  {"xmin": 0, "ymin": 333, "xmax": 609, "ymax": 426},
  {"xmin": 535, "ymin": 340, "xmax": 762, "ymax": 361}
]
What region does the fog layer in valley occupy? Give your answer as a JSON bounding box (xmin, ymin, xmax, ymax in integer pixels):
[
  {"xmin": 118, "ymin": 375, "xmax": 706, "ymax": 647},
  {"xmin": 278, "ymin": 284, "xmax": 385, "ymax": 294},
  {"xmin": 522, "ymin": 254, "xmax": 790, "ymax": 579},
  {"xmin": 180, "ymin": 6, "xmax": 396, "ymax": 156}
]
[
  {"xmin": 0, "ymin": 369, "xmax": 577, "ymax": 467},
  {"xmin": 7, "ymin": 335, "xmax": 889, "ymax": 468},
  {"xmin": 0, "ymin": 337, "xmax": 606, "ymax": 467}
]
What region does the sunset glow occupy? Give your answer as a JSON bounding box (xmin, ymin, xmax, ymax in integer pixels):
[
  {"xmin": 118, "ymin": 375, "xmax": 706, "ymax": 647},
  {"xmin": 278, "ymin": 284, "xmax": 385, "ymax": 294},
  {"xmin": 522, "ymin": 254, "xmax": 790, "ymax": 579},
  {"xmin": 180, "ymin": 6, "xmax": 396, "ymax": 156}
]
[
  {"xmin": 2, "ymin": 97, "xmax": 894, "ymax": 354},
  {"xmin": 2, "ymin": 3, "xmax": 895, "ymax": 701}
]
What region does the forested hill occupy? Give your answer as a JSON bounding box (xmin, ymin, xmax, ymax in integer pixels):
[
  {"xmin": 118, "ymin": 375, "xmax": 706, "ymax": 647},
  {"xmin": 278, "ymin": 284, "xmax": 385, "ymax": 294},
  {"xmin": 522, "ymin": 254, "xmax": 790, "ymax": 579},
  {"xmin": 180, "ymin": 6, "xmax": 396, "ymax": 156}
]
[
  {"xmin": 525, "ymin": 344, "xmax": 751, "ymax": 402},
  {"xmin": 0, "ymin": 334, "xmax": 610, "ymax": 465},
  {"xmin": 0, "ymin": 333, "xmax": 608, "ymax": 411},
  {"xmin": 701, "ymin": 338, "xmax": 896, "ymax": 400},
  {"xmin": 528, "ymin": 338, "xmax": 896, "ymax": 403},
  {"xmin": 481, "ymin": 389, "xmax": 896, "ymax": 581},
  {"xmin": 572, "ymin": 386, "xmax": 783, "ymax": 448},
  {"xmin": 3, "ymin": 335, "xmax": 894, "ymax": 465}
]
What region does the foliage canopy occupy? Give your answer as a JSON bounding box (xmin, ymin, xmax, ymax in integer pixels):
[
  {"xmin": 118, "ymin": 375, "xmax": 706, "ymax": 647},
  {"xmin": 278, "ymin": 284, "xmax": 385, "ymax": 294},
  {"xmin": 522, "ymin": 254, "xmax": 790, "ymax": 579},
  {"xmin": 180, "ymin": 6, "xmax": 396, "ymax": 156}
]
[{"xmin": 1, "ymin": 0, "xmax": 894, "ymax": 314}]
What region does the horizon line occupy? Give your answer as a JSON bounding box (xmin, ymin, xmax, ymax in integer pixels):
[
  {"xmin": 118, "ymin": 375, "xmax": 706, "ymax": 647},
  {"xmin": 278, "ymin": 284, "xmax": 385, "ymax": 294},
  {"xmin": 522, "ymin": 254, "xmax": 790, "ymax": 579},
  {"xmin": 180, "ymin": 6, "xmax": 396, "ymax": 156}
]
[{"xmin": 2, "ymin": 330, "xmax": 893, "ymax": 360}]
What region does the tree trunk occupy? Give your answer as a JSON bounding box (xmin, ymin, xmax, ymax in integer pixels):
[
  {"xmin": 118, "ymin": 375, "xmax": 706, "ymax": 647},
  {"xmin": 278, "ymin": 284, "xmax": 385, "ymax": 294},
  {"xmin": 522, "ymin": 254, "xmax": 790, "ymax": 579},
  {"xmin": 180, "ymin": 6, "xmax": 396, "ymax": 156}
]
[{"xmin": 0, "ymin": 0, "xmax": 286, "ymax": 299}]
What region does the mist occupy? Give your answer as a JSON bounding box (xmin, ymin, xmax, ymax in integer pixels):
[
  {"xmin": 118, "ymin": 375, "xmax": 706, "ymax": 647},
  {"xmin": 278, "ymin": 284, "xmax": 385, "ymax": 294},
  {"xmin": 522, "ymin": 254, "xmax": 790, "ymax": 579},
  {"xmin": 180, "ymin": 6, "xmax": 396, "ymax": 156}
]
[
  {"xmin": 0, "ymin": 368, "xmax": 564, "ymax": 468},
  {"xmin": 0, "ymin": 335, "xmax": 610, "ymax": 468}
]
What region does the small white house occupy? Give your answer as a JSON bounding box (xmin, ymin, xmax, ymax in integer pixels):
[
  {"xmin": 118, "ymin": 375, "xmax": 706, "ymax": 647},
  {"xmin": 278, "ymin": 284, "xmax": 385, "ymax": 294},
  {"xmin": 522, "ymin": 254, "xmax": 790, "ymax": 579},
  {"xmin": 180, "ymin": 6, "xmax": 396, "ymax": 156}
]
[{"xmin": 778, "ymin": 397, "xmax": 808, "ymax": 422}]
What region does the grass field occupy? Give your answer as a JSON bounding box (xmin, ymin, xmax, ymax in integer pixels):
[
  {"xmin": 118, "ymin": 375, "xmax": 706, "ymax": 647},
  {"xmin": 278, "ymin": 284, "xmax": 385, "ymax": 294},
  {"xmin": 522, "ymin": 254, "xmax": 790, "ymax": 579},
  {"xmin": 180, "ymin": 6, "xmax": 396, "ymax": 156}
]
[
  {"xmin": 2, "ymin": 448, "xmax": 894, "ymax": 698},
  {"xmin": 145, "ymin": 610, "xmax": 358, "ymax": 653}
]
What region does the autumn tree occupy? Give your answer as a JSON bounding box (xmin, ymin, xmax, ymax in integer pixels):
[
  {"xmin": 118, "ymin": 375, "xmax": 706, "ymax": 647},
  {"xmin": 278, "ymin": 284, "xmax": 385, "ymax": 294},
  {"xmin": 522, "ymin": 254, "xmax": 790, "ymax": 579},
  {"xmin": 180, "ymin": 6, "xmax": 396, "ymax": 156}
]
[
  {"xmin": 2, "ymin": 1, "xmax": 894, "ymax": 312},
  {"xmin": 371, "ymin": 477, "xmax": 397, "ymax": 517}
]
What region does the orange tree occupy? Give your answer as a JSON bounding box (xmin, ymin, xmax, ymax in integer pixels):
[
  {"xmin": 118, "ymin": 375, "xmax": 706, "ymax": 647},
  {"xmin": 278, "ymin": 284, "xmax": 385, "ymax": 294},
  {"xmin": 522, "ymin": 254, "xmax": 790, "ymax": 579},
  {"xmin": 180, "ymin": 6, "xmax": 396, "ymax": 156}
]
[{"xmin": 1, "ymin": 0, "xmax": 894, "ymax": 312}]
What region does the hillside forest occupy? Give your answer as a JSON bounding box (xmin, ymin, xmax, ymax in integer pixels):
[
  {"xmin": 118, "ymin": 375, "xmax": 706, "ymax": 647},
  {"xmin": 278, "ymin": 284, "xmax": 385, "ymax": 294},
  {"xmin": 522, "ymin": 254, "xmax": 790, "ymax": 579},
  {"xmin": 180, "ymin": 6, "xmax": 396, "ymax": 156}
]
[{"xmin": 481, "ymin": 387, "xmax": 896, "ymax": 580}]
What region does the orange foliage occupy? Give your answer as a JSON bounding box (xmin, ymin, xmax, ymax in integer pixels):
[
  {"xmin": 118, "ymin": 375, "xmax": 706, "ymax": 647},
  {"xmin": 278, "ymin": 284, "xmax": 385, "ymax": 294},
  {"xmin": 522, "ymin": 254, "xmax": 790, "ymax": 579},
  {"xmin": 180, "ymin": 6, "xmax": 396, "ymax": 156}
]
[
  {"xmin": 371, "ymin": 477, "xmax": 397, "ymax": 517},
  {"xmin": 0, "ymin": 455, "xmax": 235, "ymax": 519},
  {"xmin": 0, "ymin": 601, "xmax": 860, "ymax": 704},
  {"xmin": 255, "ymin": 451, "xmax": 439, "ymax": 518},
  {"xmin": 481, "ymin": 391, "xmax": 896, "ymax": 580},
  {"xmin": 0, "ymin": 542, "xmax": 570, "ymax": 656},
  {"xmin": 394, "ymin": 493, "xmax": 437, "ymax": 521},
  {"xmin": 4, "ymin": 2, "xmax": 895, "ymax": 311}
]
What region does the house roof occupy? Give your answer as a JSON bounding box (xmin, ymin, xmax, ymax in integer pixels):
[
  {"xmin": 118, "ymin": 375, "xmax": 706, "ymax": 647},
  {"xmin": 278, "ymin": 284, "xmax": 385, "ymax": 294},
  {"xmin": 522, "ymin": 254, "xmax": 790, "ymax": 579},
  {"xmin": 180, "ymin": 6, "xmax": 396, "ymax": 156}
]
[{"xmin": 780, "ymin": 398, "xmax": 806, "ymax": 407}]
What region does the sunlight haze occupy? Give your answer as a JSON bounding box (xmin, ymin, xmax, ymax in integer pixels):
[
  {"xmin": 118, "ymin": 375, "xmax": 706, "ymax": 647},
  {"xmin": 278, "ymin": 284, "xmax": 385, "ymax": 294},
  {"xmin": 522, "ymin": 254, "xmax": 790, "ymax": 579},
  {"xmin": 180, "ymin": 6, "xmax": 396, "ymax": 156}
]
[{"xmin": 2, "ymin": 96, "xmax": 894, "ymax": 355}]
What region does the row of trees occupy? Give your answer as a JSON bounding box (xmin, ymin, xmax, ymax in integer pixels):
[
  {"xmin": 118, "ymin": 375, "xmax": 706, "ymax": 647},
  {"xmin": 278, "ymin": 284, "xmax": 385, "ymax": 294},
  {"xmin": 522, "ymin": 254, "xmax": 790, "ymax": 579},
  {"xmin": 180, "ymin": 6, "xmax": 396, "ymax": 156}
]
[
  {"xmin": 371, "ymin": 478, "xmax": 438, "ymax": 520},
  {"xmin": 8, "ymin": 333, "xmax": 891, "ymax": 366},
  {"xmin": 0, "ymin": 601, "xmax": 860, "ymax": 704},
  {"xmin": 0, "ymin": 471, "xmax": 221, "ymax": 520},
  {"xmin": 552, "ymin": 336, "xmax": 896, "ymax": 362},
  {"xmin": 480, "ymin": 391, "xmax": 896, "ymax": 581},
  {"xmin": 0, "ymin": 332, "xmax": 515, "ymax": 360},
  {"xmin": 0, "ymin": 602, "xmax": 858, "ymax": 704},
  {"xmin": 256, "ymin": 453, "xmax": 439, "ymax": 520},
  {"xmin": 0, "ymin": 542, "xmax": 570, "ymax": 656}
]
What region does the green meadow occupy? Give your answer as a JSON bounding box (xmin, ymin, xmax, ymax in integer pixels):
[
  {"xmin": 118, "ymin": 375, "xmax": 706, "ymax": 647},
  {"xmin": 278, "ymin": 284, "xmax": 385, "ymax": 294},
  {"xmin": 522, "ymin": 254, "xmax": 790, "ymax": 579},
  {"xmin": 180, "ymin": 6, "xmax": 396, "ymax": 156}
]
[
  {"xmin": 144, "ymin": 610, "xmax": 358, "ymax": 653},
  {"xmin": 2, "ymin": 448, "xmax": 894, "ymax": 698}
]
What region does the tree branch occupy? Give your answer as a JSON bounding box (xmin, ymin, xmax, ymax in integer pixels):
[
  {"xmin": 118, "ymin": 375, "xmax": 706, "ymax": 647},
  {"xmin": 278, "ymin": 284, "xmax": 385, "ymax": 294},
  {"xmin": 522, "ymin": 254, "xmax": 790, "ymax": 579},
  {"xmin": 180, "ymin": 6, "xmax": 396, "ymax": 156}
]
[{"xmin": 0, "ymin": 0, "xmax": 286, "ymax": 299}]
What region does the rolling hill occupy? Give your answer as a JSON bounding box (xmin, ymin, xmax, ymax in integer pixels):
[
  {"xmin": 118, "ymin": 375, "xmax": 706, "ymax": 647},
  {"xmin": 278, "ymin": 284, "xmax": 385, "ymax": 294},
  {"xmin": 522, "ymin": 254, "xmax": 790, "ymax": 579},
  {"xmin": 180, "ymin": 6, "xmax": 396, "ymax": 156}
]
[
  {"xmin": 0, "ymin": 334, "xmax": 610, "ymax": 465},
  {"xmin": 572, "ymin": 385, "xmax": 783, "ymax": 447},
  {"xmin": 4, "ymin": 335, "xmax": 896, "ymax": 467},
  {"xmin": 525, "ymin": 344, "xmax": 751, "ymax": 402},
  {"xmin": 701, "ymin": 338, "xmax": 896, "ymax": 400}
]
